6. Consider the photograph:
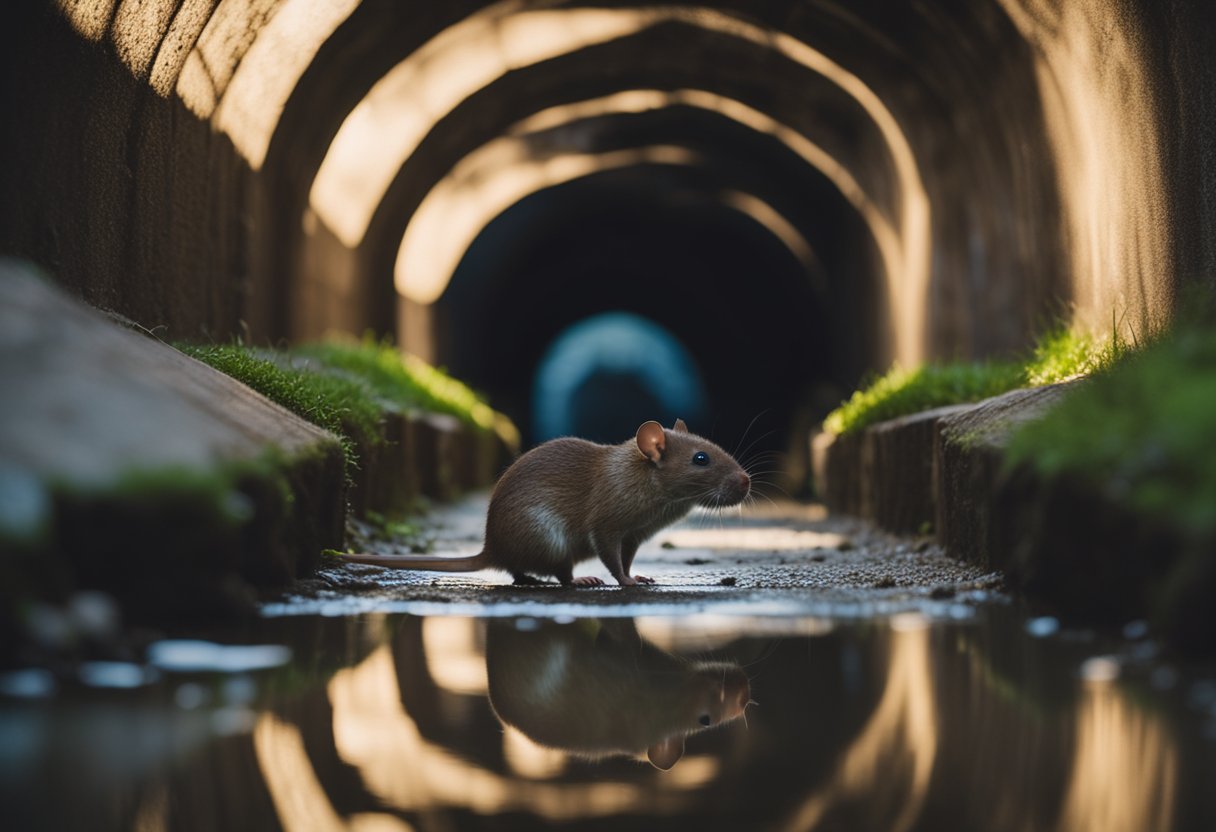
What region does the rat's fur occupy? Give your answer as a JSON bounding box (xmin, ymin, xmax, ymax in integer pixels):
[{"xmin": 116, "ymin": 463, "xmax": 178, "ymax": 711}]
[{"xmin": 341, "ymin": 419, "xmax": 750, "ymax": 586}]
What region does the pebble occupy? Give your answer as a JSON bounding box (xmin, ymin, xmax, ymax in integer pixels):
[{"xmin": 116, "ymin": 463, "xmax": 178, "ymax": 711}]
[
  {"xmin": 78, "ymin": 661, "xmax": 155, "ymax": 689},
  {"xmin": 147, "ymin": 640, "xmax": 292, "ymax": 673},
  {"xmin": 0, "ymin": 668, "xmax": 57, "ymax": 699},
  {"xmin": 1025, "ymin": 616, "xmax": 1060, "ymax": 638},
  {"xmin": 1122, "ymin": 619, "xmax": 1150, "ymax": 640}
]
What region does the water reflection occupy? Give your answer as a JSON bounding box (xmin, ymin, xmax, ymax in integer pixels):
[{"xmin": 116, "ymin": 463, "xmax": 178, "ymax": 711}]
[
  {"xmin": 3, "ymin": 611, "xmax": 1214, "ymax": 831},
  {"xmin": 1059, "ymin": 675, "xmax": 1177, "ymax": 832},
  {"xmin": 785, "ymin": 613, "xmax": 936, "ymax": 832},
  {"xmin": 486, "ymin": 618, "xmax": 749, "ymax": 770}
]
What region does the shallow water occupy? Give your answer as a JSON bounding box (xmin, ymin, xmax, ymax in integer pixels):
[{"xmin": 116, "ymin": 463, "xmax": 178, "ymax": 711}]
[{"xmin": 3, "ymin": 604, "xmax": 1215, "ymax": 831}]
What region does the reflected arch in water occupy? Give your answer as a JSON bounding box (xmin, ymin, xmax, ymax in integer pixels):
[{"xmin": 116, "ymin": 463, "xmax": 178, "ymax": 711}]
[{"xmin": 532, "ymin": 311, "xmax": 709, "ymax": 444}]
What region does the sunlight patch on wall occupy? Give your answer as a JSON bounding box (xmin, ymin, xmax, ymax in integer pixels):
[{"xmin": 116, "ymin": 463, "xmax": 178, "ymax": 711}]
[
  {"xmin": 395, "ymin": 88, "xmax": 879, "ymax": 309},
  {"xmin": 721, "ymin": 190, "xmax": 818, "ymax": 272},
  {"xmin": 311, "ymin": 4, "xmax": 658, "ymax": 247},
  {"xmin": 171, "ymin": 0, "xmax": 357, "ymax": 169},
  {"xmin": 112, "ymin": 0, "xmax": 177, "ymax": 79},
  {"xmin": 148, "ymin": 0, "xmax": 216, "ymax": 97},
  {"xmin": 997, "ymin": 0, "xmax": 1172, "ymax": 340},
  {"xmin": 394, "ymin": 144, "xmax": 702, "ymax": 304},
  {"xmin": 55, "ymin": 0, "xmax": 117, "ymax": 42},
  {"xmin": 213, "ymin": 0, "xmax": 359, "ymax": 167},
  {"xmin": 58, "ymin": 0, "xmax": 355, "ymax": 170},
  {"xmin": 175, "ymin": 0, "xmax": 280, "ymax": 119}
]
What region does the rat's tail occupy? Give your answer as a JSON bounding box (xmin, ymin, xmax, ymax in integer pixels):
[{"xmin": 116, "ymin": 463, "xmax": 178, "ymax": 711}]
[{"xmin": 339, "ymin": 550, "xmax": 493, "ymax": 572}]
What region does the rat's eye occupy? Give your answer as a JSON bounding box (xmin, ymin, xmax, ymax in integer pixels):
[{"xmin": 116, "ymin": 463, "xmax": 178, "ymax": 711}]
[
  {"xmin": 698, "ymin": 714, "xmax": 712, "ymax": 727},
  {"xmin": 692, "ymin": 451, "xmax": 710, "ymax": 466}
]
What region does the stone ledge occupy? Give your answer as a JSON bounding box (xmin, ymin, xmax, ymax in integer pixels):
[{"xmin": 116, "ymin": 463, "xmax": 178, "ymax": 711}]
[
  {"xmin": 0, "ymin": 260, "xmax": 514, "ymax": 626},
  {"xmin": 932, "ymin": 383, "xmax": 1079, "ymax": 569},
  {"xmin": 0, "ymin": 260, "xmax": 347, "ymax": 615},
  {"xmin": 813, "ymin": 404, "xmax": 973, "ymax": 532},
  {"xmin": 863, "ymin": 404, "xmax": 973, "ymax": 533}
]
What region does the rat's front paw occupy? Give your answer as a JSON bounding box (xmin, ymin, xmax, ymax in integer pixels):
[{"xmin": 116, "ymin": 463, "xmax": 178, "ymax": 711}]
[{"xmin": 634, "ymin": 575, "xmax": 656, "ymax": 585}]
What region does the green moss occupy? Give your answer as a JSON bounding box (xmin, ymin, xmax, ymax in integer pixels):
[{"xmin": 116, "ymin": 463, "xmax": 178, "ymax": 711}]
[
  {"xmin": 1023, "ymin": 325, "xmax": 1135, "ymax": 385},
  {"xmin": 824, "ymin": 325, "xmax": 1135, "ymax": 436},
  {"xmin": 176, "ymin": 342, "xmax": 384, "ymax": 474},
  {"xmin": 823, "ymin": 362, "xmax": 1023, "ymax": 435},
  {"xmin": 295, "ymin": 336, "xmax": 518, "ymax": 448},
  {"xmin": 1006, "ymin": 328, "xmax": 1216, "ymax": 539}
]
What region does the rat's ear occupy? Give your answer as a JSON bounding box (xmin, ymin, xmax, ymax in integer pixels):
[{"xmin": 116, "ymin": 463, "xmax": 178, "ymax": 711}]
[
  {"xmin": 672, "ymin": 418, "xmax": 688, "ymax": 433},
  {"xmin": 636, "ymin": 420, "xmax": 666, "ymax": 463},
  {"xmin": 647, "ymin": 734, "xmax": 685, "ymax": 770}
]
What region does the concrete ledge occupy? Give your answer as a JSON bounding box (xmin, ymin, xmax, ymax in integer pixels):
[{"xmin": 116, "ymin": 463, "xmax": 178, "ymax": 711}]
[
  {"xmin": 813, "ymin": 380, "xmax": 1216, "ymax": 649},
  {"xmin": 864, "ymin": 404, "xmax": 973, "ymax": 534},
  {"xmin": 813, "ymin": 404, "xmax": 971, "ymax": 532},
  {"xmin": 811, "ymin": 430, "xmax": 863, "ymax": 516},
  {"xmin": 0, "ymin": 261, "xmax": 346, "ymax": 615},
  {"xmin": 933, "ymin": 383, "xmax": 1077, "ymax": 569}
]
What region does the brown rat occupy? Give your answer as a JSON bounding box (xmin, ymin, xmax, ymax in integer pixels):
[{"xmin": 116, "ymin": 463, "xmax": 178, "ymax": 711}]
[
  {"xmin": 486, "ymin": 617, "xmax": 752, "ymax": 769},
  {"xmin": 341, "ymin": 418, "xmax": 751, "ymax": 586}
]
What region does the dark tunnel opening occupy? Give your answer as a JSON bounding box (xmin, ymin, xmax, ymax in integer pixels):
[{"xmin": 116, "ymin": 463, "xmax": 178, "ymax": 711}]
[
  {"xmin": 533, "ymin": 311, "xmax": 709, "ymax": 445},
  {"xmin": 432, "ymin": 165, "xmax": 884, "ymax": 468}
]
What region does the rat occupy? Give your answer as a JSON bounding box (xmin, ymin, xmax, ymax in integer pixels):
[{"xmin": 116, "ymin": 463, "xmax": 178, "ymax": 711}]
[
  {"xmin": 486, "ymin": 617, "xmax": 752, "ymax": 769},
  {"xmin": 340, "ymin": 418, "xmax": 751, "ymax": 586}
]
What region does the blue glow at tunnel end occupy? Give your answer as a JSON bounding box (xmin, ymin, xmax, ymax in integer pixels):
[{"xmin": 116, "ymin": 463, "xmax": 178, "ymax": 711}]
[{"xmin": 532, "ymin": 312, "xmax": 709, "ymax": 443}]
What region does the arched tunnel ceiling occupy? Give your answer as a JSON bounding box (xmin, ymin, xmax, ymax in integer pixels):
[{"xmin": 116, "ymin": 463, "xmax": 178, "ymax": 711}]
[
  {"xmin": 35, "ymin": 0, "xmax": 1210, "ymax": 370},
  {"xmin": 304, "ymin": 5, "xmax": 930, "ymax": 364}
]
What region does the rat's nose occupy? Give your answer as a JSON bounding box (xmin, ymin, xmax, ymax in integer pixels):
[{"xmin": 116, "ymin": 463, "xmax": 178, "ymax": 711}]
[{"xmin": 737, "ymin": 472, "xmax": 751, "ymax": 494}]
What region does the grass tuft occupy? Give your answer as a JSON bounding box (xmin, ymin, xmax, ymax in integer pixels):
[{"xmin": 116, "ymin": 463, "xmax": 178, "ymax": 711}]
[
  {"xmin": 824, "ymin": 323, "xmax": 1139, "ymax": 436},
  {"xmin": 823, "ymin": 362, "xmax": 1023, "ymax": 435},
  {"xmin": 175, "ymin": 343, "xmax": 383, "ymax": 475},
  {"xmin": 296, "ymin": 336, "xmax": 519, "ymax": 447},
  {"xmin": 1006, "ymin": 326, "xmax": 1216, "ymax": 539}
]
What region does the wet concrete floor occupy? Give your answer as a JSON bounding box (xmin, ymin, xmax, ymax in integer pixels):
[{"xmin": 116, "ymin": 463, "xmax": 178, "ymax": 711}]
[
  {"xmin": 281, "ymin": 493, "xmax": 1004, "ymax": 619},
  {"xmin": 3, "ymin": 496, "xmax": 1216, "ymax": 831}
]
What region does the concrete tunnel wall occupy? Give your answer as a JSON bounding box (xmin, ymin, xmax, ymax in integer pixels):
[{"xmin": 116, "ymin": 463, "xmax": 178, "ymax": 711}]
[{"xmin": 2, "ymin": 0, "xmax": 1215, "ymax": 453}]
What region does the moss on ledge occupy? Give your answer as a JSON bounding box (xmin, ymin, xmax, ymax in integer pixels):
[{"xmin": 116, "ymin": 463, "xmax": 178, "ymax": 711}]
[
  {"xmin": 295, "ymin": 336, "xmax": 519, "ymax": 449},
  {"xmin": 824, "ymin": 325, "xmax": 1135, "ymax": 436},
  {"xmin": 176, "ymin": 343, "xmax": 384, "ymax": 478},
  {"xmin": 1002, "ymin": 326, "xmax": 1216, "ymax": 650}
]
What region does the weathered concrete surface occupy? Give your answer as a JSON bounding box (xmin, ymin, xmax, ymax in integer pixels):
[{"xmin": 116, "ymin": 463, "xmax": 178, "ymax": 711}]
[
  {"xmin": 0, "ymin": 260, "xmax": 345, "ymax": 615},
  {"xmin": 933, "ymin": 383, "xmax": 1079, "ymax": 570},
  {"xmin": 862, "ymin": 404, "xmax": 973, "ymax": 534},
  {"xmin": 811, "ymin": 430, "xmax": 863, "ymax": 518},
  {"xmin": 275, "ymin": 493, "xmax": 1002, "ymax": 619}
]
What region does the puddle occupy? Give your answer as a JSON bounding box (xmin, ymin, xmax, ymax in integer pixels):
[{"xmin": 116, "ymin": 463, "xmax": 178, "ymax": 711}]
[{"xmin": 3, "ymin": 606, "xmax": 1215, "ymax": 831}]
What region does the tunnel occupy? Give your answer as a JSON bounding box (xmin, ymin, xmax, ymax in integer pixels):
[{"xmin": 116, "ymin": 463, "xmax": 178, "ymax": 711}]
[{"xmin": 3, "ymin": 0, "xmax": 1216, "ymax": 468}]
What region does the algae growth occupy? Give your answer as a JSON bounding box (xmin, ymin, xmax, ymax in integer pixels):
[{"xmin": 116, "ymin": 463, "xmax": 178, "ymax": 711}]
[{"xmin": 823, "ymin": 325, "xmax": 1136, "ymax": 436}]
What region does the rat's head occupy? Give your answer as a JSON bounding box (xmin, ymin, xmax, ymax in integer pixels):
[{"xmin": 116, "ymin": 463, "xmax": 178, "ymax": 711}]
[
  {"xmin": 647, "ymin": 663, "xmax": 752, "ymax": 770},
  {"xmin": 635, "ymin": 419, "xmax": 751, "ymax": 508}
]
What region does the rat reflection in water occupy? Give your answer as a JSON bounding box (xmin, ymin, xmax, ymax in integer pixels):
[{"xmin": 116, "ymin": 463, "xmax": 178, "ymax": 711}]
[{"xmin": 486, "ymin": 618, "xmax": 752, "ymax": 770}]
